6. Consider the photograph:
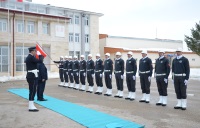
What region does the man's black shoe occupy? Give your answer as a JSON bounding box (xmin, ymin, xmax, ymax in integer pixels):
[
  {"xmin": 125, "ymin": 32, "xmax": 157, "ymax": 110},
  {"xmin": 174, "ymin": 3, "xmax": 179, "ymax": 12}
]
[
  {"xmin": 29, "ymin": 109, "xmax": 39, "ymax": 112},
  {"xmin": 38, "ymin": 99, "xmax": 47, "ymax": 101}
]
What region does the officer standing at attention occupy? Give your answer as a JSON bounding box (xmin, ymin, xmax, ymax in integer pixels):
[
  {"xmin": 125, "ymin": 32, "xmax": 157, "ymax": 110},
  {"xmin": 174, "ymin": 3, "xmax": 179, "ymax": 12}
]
[
  {"xmin": 155, "ymin": 50, "xmax": 170, "ymax": 106},
  {"xmin": 172, "ymin": 48, "xmax": 190, "ymax": 110},
  {"xmin": 25, "ymin": 46, "xmax": 41, "ymax": 112},
  {"xmin": 73, "ymin": 56, "xmax": 80, "ymax": 90},
  {"xmin": 94, "ymin": 53, "xmax": 104, "ymax": 95},
  {"xmin": 104, "ymin": 53, "xmax": 113, "ymax": 96},
  {"xmin": 68, "ymin": 56, "xmax": 74, "ymax": 88},
  {"xmin": 125, "ymin": 51, "xmax": 137, "ymax": 101},
  {"xmin": 86, "ymin": 54, "xmax": 95, "ymax": 93},
  {"xmin": 37, "ymin": 55, "xmax": 48, "ymax": 101},
  {"xmin": 63, "ymin": 56, "xmax": 69, "ymax": 87},
  {"xmin": 139, "ymin": 50, "xmax": 153, "ymax": 103},
  {"xmin": 114, "ymin": 52, "xmax": 124, "ymax": 98},
  {"xmin": 79, "ymin": 55, "xmax": 87, "ymax": 91},
  {"xmin": 53, "ymin": 56, "xmax": 64, "ymax": 86}
]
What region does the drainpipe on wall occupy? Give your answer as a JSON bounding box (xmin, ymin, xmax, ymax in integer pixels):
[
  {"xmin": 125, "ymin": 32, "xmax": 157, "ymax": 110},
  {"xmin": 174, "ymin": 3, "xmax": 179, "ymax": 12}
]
[{"xmin": 12, "ymin": 12, "xmax": 15, "ymax": 77}]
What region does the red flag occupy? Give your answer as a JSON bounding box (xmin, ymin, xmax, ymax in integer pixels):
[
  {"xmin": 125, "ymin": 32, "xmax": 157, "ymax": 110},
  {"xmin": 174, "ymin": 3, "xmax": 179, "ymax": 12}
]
[
  {"xmin": 17, "ymin": 0, "xmax": 23, "ymax": 2},
  {"xmin": 36, "ymin": 43, "xmax": 47, "ymax": 59}
]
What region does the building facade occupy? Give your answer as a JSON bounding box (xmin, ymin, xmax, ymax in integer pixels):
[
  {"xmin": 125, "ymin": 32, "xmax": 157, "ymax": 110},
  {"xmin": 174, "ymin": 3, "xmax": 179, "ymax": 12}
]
[
  {"xmin": 0, "ymin": 0, "xmax": 103, "ymax": 76},
  {"xmin": 100, "ymin": 34, "xmax": 200, "ymax": 68}
]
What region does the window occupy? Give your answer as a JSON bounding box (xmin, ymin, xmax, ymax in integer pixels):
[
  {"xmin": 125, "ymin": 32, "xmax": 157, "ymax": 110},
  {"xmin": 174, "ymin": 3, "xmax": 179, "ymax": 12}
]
[
  {"xmin": 85, "ymin": 16, "xmax": 89, "ymax": 26},
  {"xmin": 29, "ymin": 4, "xmax": 37, "ymax": 12},
  {"xmin": 85, "ymin": 34, "xmax": 89, "ymax": 43},
  {"xmin": 0, "ymin": 19, "xmax": 7, "ymax": 32},
  {"xmin": 75, "ymin": 15, "xmax": 79, "ymax": 25},
  {"xmin": 38, "ymin": 6, "xmax": 45, "ymax": 14},
  {"xmin": 42, "ymin": 22, "xmax": 49, "ymax": 34},
  {"xmin": 0, "ymin": 47, "xmax": 9, "ymax": 72},
  {"xmin": 17, "ymin": 20, "xmax": 24, "ymax": 33},
  {"xmin": 75, "ymin": 33, "xmax": 79, "ymax": 42},
  {"xmin": 69, "ymin": 15, "xmax": 73, "ymax": 24},
  {"xmin": 27, "ymin": 21, "xmax": 35, "ymax": 34},
  {"xmin": 69, "ymin": 33, "xmax": 73, "ymax": 42},
  {"xmin": 16, "ymin": 3, "xmax": 24, "ymax": 10},
  {"xmin": 85, "ymin": 51, "xmax": 90, "ymax": 60},
  {"xmin": 16, "ymin": 47, "xmax": 29, "ymax": 71},
  {"xmin": 76, "ymin": 51, "xmax": 80, "ymax": 60},
  {"xmin": 69, "ymin": 51, "xmax": 74, "ymax": 56}
]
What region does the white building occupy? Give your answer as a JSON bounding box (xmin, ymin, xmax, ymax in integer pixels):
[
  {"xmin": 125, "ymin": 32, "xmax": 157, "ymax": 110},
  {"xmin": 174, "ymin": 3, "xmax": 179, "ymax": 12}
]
[
  {"xmin": 100, "ymin": 34, "xmax": 200, "ymax": 68},
  {"xmin": 0, "ymin": 0, "xmax": 103, "ymax": 76}
]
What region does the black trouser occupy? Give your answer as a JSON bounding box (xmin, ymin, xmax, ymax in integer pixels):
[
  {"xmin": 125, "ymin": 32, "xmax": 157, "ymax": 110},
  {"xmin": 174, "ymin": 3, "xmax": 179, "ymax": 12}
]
[
  {"xmin": 95, "ymin": 72, "xmax": 103, "ymax": 87},
  {"xmin": 63, "ymin": 69, "xmax": 68, "ymax": 83},
  {"xmin": 115, "ymin": 73, "xmax": 123, "ymax": 91},
  {"xmin": 156, "ymin": 76, "xmax": 168, "ymax": 96},
  {"xmin": 87, "ymin": 71, "xmax": 94, "ymax": 86},
  {"xmin": 73, "ymin": 71, "xmax": 79, "ymax": 84},
  {"xmin": 104, "ymin": 72, "xmax": 112, "ymax": 89},
  {"xmin": 27, "ymin": 78, "xmax": 37, "ymax": 101},
  {"xmin": 59, "ymin": 68, "xmax": 64, "ymax": 82},
  {"xmin": 68, "ymin": 70, "xmax": 74, "ymax": 83},
  {"xmin": 174, "ymin": 76, "xmax": 187, "ymax": 99},
  {"xmin": 126, "ymin": 73, "xmax": 136, "ymax": 92},
  {"xmin": 140, "ymin": 74, "xmax": 151, "ymax": 94},
  {"xmin": 80, "ymin": 71, "xmax": 86, "ymax": 85},
  {"xmin": 37, "ymin": 80, "xmax": 46, "ymax": 100}
]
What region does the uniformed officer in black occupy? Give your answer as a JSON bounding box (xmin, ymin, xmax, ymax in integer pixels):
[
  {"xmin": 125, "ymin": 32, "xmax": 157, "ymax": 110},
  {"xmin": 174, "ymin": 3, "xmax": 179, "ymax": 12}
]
[
  {"xmin": 37, "ymin": 55, "xmax": 48, "ymax": 101},
  {"xmin": 68, "ymin": 56, "xmax": 74, "ymax": 88},
  {"xmin": 25, "ymin": 46, "xmax": 41, "ymax": 112},
  {"xmin": 53, "ymin": 56, "xmax": 64, "ymax": 86},
  {"xmin": 139, "ymin": 50, "xmax": 153, "ymax": 103},
  {"xmin": 94, "ymin": 53, "xmax": 104, "ymax": 95},
  {"xmin": 172, "ymin": 48, "xmax": 190, "ymax": 110},
  {"xmin": 104, "ymin": 53, "xmax": 113, "ymax": 96},
  {"xmin": 114, "ymin": 52, "xmax": 124, "ymax": 98},
  {"xmin": 86, "ymin": 54, "xmax": 95, "ymax": 93},
  {"xmin": 73, "ymin": 55, "xmax": 80, "ymax": 90},
  {"xmin": 63, "ymin": 56, "xmax": 69, "ymax": 87},
  {"xmin": 155, "ymin": 50, "xmax": 170, "ymax": 106},
  {"xmin": 79, "ymin": 55, "xmax": 87, "ymax": 91},
  {"xmin": 125, "ymin": 51, "xmax": 137, "ymax": 101}
]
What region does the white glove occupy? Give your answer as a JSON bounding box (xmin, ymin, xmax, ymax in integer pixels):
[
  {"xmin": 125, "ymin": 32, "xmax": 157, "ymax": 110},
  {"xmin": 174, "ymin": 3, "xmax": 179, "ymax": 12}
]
[
  {"xmin": 184, "ymin": 80, "xmax": 188, "ymax": 86},
  {"xmin": 154, "ymin": 73, "xmax": 156, "ymax": 78},
  {"xmin": 71, "ymin": 73, "xmax": 73, "ymax": 76},
  {"xmin": 83, "ymin": 73, "xmax": 86, "ymax": 76},
  {"xmin": 164, "ymin": 78, "xmax": 168, "ymax": 84},
  {"xmin": 66, "ymin": 72, "xmax": 68, "ymax": 75},
  {"xmin": 121, "ymin": 75, "xmax": 124, "ymax": 79},
  {"xmin": 109, "ymin": 74, "xmax": 112, "ymax": 79},
  {"xmin": 76, "ymin": 72, "xmax": 78, "ymax": 76},
  {"xmin": 172, "ymin": 80, "xmax": 174, "ymax": 85},
  {"xmin": 92, "ymin": 74, "xmax": 94, "ymax": 78},
  {"xmin": 133, "ymin": 75, "xmax": 136, "ymax": 80},
  {"xmin": 148, "ymin": 76, "xmax": 151, "ymax": 82},
  {"xmin": 100, "ymin": 74, "xmax": 102, "ymax": 78}
]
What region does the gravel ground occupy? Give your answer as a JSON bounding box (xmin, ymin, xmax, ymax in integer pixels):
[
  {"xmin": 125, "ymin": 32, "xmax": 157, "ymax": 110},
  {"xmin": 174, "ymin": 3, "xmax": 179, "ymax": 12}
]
[{"xmin": 0, "ymin": 77, "xmax": 200, "ymax": 128}]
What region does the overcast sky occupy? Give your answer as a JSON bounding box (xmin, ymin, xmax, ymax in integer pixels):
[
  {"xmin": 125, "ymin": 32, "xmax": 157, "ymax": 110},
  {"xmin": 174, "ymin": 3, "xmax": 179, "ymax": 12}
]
[{"xmin": 33, "ymin": 0, "xmax": 200, "ymax": 44}]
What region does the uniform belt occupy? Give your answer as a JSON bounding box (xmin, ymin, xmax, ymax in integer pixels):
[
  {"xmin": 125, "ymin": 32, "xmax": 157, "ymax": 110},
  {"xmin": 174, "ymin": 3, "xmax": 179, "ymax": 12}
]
[
  {"xmin": 126, "ymin": 71, "xmax": 134, "ymax": 74},
  {"xmin": 139, "ymin": 70, "xmax": 150, "ymax": 74},
  {"xmin": 80, "ymin": 70, "xmax": 85, "ymax": 72},
  {"xmin": 104, "ymin": 70, "xmax": 111, "ymax": 72},
  {"xmin": 87, "ymin": 69, "xmax": 93, "ymax": 71},
  {"xmin": 95, "ymin": 70, "xmax": 102, "ymax": 72},
  {"xmin": 73, "ymin": 69, "xmax": 78, "ymax": 71},
  {"xmin": 115, "ymin": 71, "xmax": 121, "ymax": 73},
  {"xmin": 63, "ymin": 69, "xmax": 68, "ymax": 70},
  {"xmin": 156, "ymin": 73, "xmax": 166, "ymax": 76},
  {"xmin": 59, "ymin": 68, "xmax": 63, "ymax": 69},
  {"xmin": 174, "ymin": 74, "xmax": 186, "ymax": 76},
  {"xmin": 68, "ymin": 69, "xmax": 72, "ymax": 71},
  {"xmin": 28, "ymin": 69, "xmax": 39, "ymax": 77}
]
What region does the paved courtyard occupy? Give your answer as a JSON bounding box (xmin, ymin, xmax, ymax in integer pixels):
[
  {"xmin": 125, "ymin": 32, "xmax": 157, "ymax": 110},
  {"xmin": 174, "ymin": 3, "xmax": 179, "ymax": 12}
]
[{"xmin": 0, "ymin": 77, "xmax": 200, "ymax": 128}]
